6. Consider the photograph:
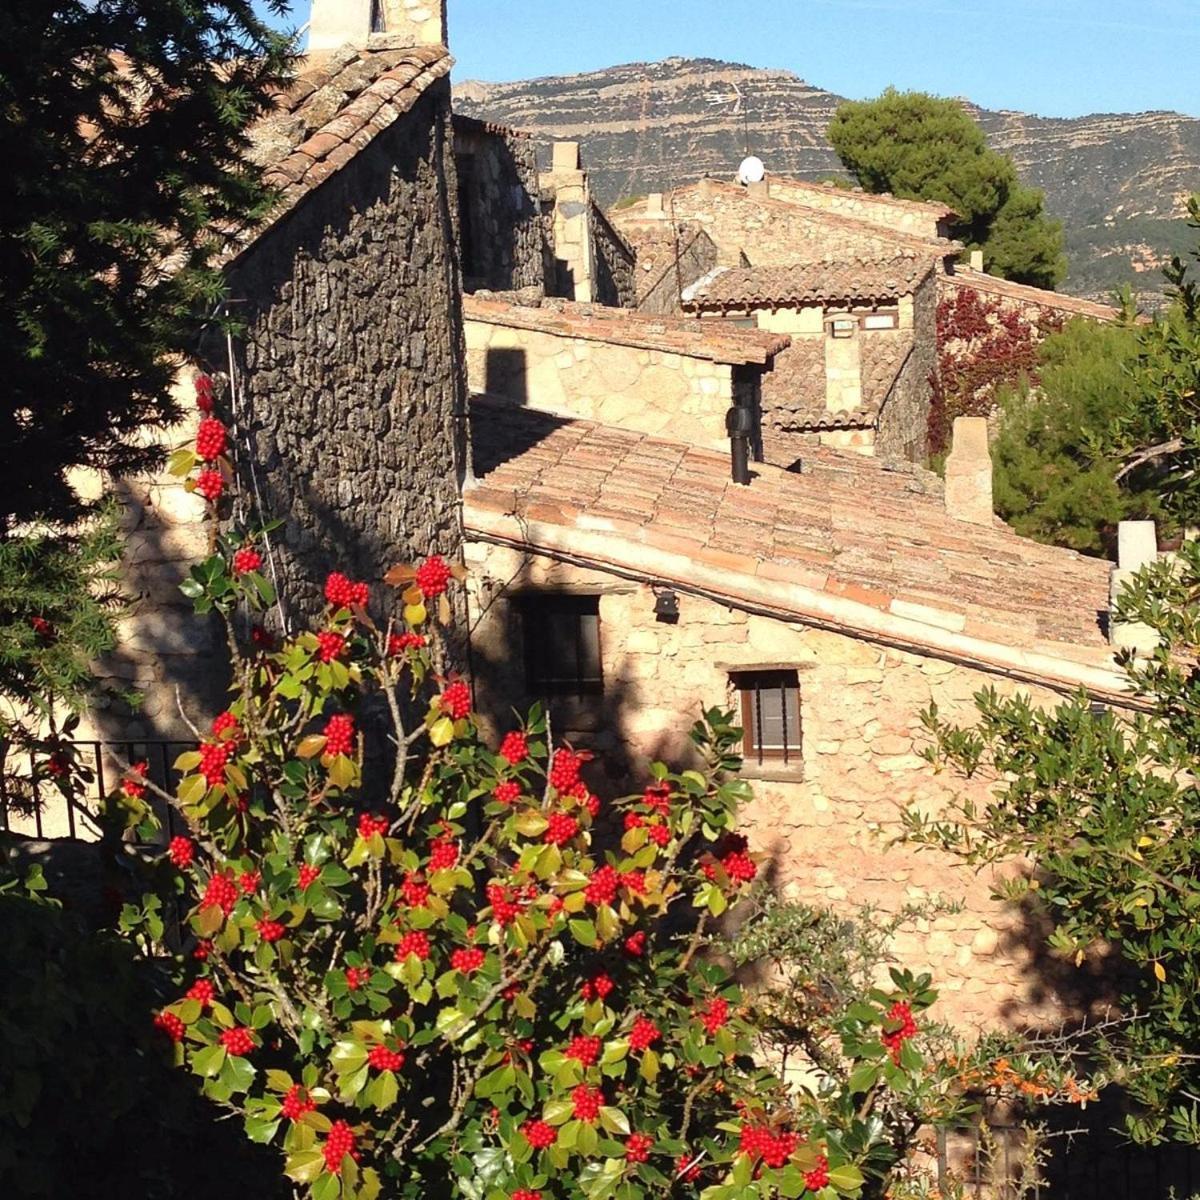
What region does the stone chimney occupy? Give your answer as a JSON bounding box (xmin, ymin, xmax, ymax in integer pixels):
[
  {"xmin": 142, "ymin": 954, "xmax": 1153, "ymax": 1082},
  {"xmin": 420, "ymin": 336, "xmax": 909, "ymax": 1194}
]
[
  {"xmin": 943, "ymin": 417, "xmax": 993, "ymax": 525},
  {"xmin": 646, "ymin": 192, "xmax": 665, "ymax": 218},
  {"xmin": 969, "ymin": 249, "xmax": 984, "ymax": 272},
  {"xmin": 747, "ymin": 178, "xmax": 770, "ymax": 198},
  {"xmin": 309, "ymin": 0, "xmax": 447, "ymax": 53},
  {"xmin": 1109, "ymin": 520, "xmax": 1159, "ymax": 651},
  {"xmin": 541, "ymin": 142, "xmax": 596, "ymax": 303}
]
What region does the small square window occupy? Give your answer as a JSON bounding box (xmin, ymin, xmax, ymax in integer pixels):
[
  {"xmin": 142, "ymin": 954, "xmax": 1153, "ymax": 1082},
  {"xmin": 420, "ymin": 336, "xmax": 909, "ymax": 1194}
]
[
  {"xmin": 828, "ymin": 318, "xmax": 856, "ymax": 339},
  {"xmin": 520, "ymin": 595, "xmax": 603, "ymax": 698},
  {"xmin": 862, "ymin": 310, "xmax": 899, "ymax": 330},
  {"xmin": 733, "ymin": 670, "xmax": 802, "ymax": 766}
]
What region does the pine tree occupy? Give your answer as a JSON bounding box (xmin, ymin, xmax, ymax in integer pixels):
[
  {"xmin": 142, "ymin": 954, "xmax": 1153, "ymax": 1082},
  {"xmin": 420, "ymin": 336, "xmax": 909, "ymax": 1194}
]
[
  {"xmin": 0, "ymin": 0, "xmax": 294, "ymax": 527},
  {"xmin": 828, "ymin": 89, "xmax": 1066, "ymax": 289}
]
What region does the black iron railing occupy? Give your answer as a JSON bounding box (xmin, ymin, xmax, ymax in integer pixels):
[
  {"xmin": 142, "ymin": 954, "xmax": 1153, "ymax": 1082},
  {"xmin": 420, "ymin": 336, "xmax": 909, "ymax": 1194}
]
[
  {"xmin": 0, "ymin": 739, "xmax": 193, "ymax": 844},
  {"xmin": 938, "ymin": 1123, "xmax": 1200, "ymax": 1199}
]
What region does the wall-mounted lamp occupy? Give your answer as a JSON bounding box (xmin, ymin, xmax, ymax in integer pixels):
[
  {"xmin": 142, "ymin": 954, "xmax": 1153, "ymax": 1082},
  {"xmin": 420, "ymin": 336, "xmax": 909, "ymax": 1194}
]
[{"xmin": 653, "ymin": 588, "xmax": 680, "ymax": 623}]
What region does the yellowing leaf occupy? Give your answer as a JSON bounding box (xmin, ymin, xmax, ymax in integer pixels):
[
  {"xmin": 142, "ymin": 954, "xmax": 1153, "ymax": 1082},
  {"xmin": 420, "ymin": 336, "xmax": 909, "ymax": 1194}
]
[
  {"xmin": 1138, "ymin": 836, "xmax": 1154, "ymax": 847},
  {"xmin": 1154, "ymin": 961, "xmax": 1167, "ymax": 983},
  {"xmin": 1074, "ymin": 949, "xmax": 1085, "ymax": 967},
  {"xmin": 404, "ymin": 602, "xmax": 427, "ymax": 627},
  {"xmin": 297, "ymin": 735, "xmax": 327, "ymax": 759},
  {"xmin": 429, "ymin": 716, "xmax": 455, "ymax": 747}
]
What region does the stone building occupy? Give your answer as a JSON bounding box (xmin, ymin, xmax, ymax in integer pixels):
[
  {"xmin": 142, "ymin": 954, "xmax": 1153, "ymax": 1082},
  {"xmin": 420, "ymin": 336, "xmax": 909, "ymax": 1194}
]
[
  {"xmin": 682, "ymin": 255, "xmax": 940, "ymax": 464},
  {"xmin": 461, "ymin": 405, "xmax": 1133, "ymax": 1030}
]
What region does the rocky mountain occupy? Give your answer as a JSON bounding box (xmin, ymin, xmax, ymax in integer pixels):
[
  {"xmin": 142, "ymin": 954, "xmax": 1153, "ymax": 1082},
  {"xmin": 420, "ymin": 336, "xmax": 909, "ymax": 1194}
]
[{"xmin": 454, "ymin": 57, "xmax": 1200, "ymax": 301}]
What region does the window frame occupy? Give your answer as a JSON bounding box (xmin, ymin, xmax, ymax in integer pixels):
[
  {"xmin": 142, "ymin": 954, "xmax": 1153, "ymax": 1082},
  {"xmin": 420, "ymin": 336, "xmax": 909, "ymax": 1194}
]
[
  {"xmin": 861, "ymin": 309, "xmax": 900, "ymax": 330},
  {"xmin": 733, "ymin": 670, "xmax": 802, "ymax": 767},
  {"xmin": 518, "ymin": 593, "xmax": 604, "ymax": 699}
]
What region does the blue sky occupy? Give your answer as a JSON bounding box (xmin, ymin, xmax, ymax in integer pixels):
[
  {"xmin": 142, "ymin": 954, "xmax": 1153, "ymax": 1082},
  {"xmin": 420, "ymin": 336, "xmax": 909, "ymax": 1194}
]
[{"xmin": 268, "ymin": 1, "xmax": 1199, "ymax": 118}]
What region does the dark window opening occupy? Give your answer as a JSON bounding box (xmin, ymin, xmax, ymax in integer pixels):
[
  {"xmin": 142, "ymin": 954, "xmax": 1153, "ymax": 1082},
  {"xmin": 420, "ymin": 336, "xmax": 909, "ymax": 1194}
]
[
  {"xmin": 733, "ymin": 670, "xmax": 802, "ymax": 766},
  {"xmin": 520, "ymin": 595, "xmax": 603, "ymax": 698},
  {"xmin": 370, "ymin": 0, "xmax": 386, "ymax": 33}
]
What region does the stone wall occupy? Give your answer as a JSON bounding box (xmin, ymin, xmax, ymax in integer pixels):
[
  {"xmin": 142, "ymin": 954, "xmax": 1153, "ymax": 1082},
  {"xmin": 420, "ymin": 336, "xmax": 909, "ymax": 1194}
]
[
  {"xmin": 454, "ymin": 117, "xmax": 545, "ymax": 294},
  {"xmin": 223, "ymin": 81, "xmax": 466, "ymax": 625},
  {"xmin": 589, "ymin": 202, "xmax": 637, "ymax": 309},
  {"xmin": 465, "ymin": 314, "xmax": 738, "ymax": 449},
  {"xmin": 465, "ymin": 541, "xmax": 1075, "ymax": 1034},
  {"xmin": 764, "ymin": 179, "xmax": 953, "ymax": 241},
  {"xmin": 876, "ymin": 271, "xmax": 937, "ymax": 462}
]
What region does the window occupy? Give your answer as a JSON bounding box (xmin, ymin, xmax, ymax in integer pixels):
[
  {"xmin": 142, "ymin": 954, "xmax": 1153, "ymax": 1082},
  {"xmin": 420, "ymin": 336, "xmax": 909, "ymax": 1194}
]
[
  {"xmin": 520, "ymin": 595, "xmax": 603, "ymax": 698},
  {"xmin": 455, "ymin": 153, "xmax": 479, "ymax": 278},
  {"xmin": 828, "ymin": 318, "xmax": 856, "ymax": 339},
  {"xmin": 733, "ymin": 670, "xmax": 802, "ymax": 766},
  {"xmin": 862, "ymin": 310, "xmax": 899, "ymax": 330}
]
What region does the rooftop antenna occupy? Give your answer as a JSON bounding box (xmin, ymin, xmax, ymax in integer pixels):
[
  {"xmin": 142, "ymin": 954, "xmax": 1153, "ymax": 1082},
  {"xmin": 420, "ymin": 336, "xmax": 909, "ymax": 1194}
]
[{"xmin": 704, "ymin": 80, "xmax": 755, "ymax": 168}]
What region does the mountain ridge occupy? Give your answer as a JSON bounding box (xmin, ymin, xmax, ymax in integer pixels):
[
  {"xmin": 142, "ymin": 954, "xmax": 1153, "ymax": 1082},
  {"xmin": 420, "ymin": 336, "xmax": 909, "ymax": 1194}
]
[{"xmin": 454, "ymin": 57, "xmax": 1199, "ymax": 300}]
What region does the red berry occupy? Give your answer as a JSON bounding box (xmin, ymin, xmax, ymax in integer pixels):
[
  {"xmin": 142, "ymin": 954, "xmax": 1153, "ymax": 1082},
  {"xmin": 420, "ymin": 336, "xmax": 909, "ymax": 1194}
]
[
  {"xmin": 738, "ymin": 1124, "xmax": 798, "ymax": 1169},
  {"xmin": 805, "ymin": 1155, "xmax": 830, "ymax": 1191},
  {"xmin": 195, "ymin": 468, "xmax": 224, "ymax": 502},
  {"xmin": 492, "ymin": 780, "xmax": 521, "ymax": 806},
  {"xmin": 154, "ymin": 1011, "xmax": 185, "ymax": 1042},
  {"xmin": 544, "ymin": 811, "xmax": 579, "ymax": 847},
  {"xmin": 367, "ymin": 1044, "xmax": 406, "ymax": 1072},
  {"xmin": 626, "ymin": 1132, "xmax": 654, "ymax": 1163},
  {"xmin": 387, "ymin": 631, "xmax": 426, "ymax": 656},
  {"xmin": 520, "ymin": 1119, "xmax": 557, "ymax": 1150},
  {"xmin": 324, "ymin": 572, "xmax": 369, "ymax": 610},
  {"xmin": 428, "ymin": 837, "xmax": 459, "ymax": 871},
  {"xmin": 700, "ymin": 997, "xmax": 730, "ymax": 1036},
  {"xmin": 581, "ymin": 972, "xmax": 614, "ymax": 1002},
  {"xmin": 572, "ymin": 1083, "xmax": 602, "ymax": 1123},
  {"xmin": 395, "ymin": 930, "xmax": 430, "ymax": 961},
  {"xmin": 584, "ymin": 864, "xmax": 619, "ymax": 907},
  {"xmin": 186, "ymin": 979, "xmax": 215, "ymax": 1006},
  {"xmin": 344, "ymin": 966, "xmax": 369, "ymax": 991},
  {"xmin": 415, "ymin": 554, "xmax": 452, "ymax": 599},
  {"xmin": 324, "ymin": 713, "xmax": 355, "ymax": 757},
  {"xmin": 219, "ymin": 1027, "xmax": 255, "ymax": 1057},
  {"xmin": 647, "ymin": 823, "xmax": 671, "ymax": 847},
  {"xmin": 565, "ymin": 1034, "xmax": 602, "ymax": 1067},
  {"xmin": 624, "ymin": 812, "xmax": 645, "ymax": 830},
  {"xmin": 676, "ymin": 1153, "xmax": 702, "ymax": 1182},
  {"xmin": 168, "ymin": 836, "xmax": 194, "ymax": 868},
  {"xmin": 499, "ymin": 731, "xmax": 528, "ymax": 764},
  {"xmin": 257, "ymin": 918, "xmax": 285, "ymax": 943},
  {"xmin": 439, "ymin": 680, "xmax": 472, "ymax": 720},
  {"xmin": 629, "ymin": 1016, "xmax": 661, "ymax": 1053},
  {"xmin": 643, "ymin": 782, "xmax": 672, "ymax": 814},
  {"xmin": 297, "ymin": 864, "xmax": 320, "ymax": 890},
  {"xmin": 201, "ymin": 872, "xmax": 239, "ymax": 915},
  {"xmin": 281, "ymin": 1084, "xmax": 316, "ymax": 1122},
  {"xmin": 450, "ymin": 947, "xmax": 485, "ymax": 974},
  {"xmin": 239, "ymin": 869, "xmax": 261, "ymax": 896},
  {"xmin": 399, "ymin": 872, "xmax": 430, "ymax": 908},
  {"xmin": 316, "ymin": 631, "xmax": 346, "ymax": 663},
  {"xmin": 196, "ymin": 417, "xmax": 227, "ymax": 462},
  {"xmin": 512, "ymin": 1191, "xmax": 542, "ymax": 1200},
  {"xmin": 323, "ymin": 1120, "xmax": 357, "ymax": 1174},
  {"xmin": 622, "ymin": 870, "xmax": 646, "ymax": 895},
  {"xmin": 232, "ymin": 546, "xmax": 261, "ymax": 575},
  {"xmin": 211, "ymin": 710, "xmax": 241, "ymax": 741},
  {"xmin": 193, "ymin": 940, "xmax": 212, "ymax": 961},
  {"xmin": 122, "ymin": 760, "xmax": 148, "ymax": 799},
  {"xmin": 624, "ymin": 930, "xmax": 647, "ymax": 957},
  {"xmin": 549, "ymin": 748, "xmax": 582, "ymax": 792},
  {"xmin": 198, "ymin": 739, "xmax": 231, "ymax": 787},
  {"xmin": 358, "ymin": 812, "xmax": 389, "ymax": 839}
]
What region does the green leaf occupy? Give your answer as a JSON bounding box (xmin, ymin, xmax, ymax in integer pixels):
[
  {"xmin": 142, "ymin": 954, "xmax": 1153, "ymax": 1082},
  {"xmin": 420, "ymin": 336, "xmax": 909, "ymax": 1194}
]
[{"xmin": 570, "ymin": 918, "xmax": 597, "ymax": 947}]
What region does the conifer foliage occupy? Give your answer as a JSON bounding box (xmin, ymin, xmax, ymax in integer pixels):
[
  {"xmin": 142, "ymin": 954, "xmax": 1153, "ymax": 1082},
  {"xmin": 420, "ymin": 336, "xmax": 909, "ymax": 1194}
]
[{"xmin": 0, "ymin": 0, "xmax": 293, "ymax": 526}]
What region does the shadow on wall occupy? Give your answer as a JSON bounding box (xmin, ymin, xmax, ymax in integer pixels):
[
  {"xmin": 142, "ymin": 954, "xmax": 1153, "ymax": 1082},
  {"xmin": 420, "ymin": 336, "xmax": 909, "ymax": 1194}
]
[
  {"xmin": 484, "ymin": 347, "xmax": 528, "ymax": 406},
  {"xmin": 0, "ymin": 894, "xmax": 288, "ymax": 1199}
]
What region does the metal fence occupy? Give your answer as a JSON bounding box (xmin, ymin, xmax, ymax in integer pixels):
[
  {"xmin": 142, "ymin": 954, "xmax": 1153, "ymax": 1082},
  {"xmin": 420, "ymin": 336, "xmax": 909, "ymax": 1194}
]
[
  {"xmin": 939, "ymin": 1123, "xmax": 1200, "ymax": 1200},
  {"xmin": 0, "ymin": 738, "xmax": 193, "ymax": 844}
]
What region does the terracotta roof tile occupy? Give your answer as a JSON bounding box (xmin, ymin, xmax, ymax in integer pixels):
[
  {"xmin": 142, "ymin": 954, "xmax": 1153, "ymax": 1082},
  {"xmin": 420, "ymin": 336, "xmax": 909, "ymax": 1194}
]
[
  {"xmin": 944, "ymin": 267, "xmax": 1127, "ymax": 323},
  {"xmin": 231, "ymin": 39, "xmax": 453, "ymax": 261},
  {"xmin": 462, "ymin": 293, "xmax": 790, "ymax": 366},
  {"xmin": 683, "ymin": 256, "xmax": 936, "ymax": 309},
  {"xmin": 466, "ymin": 400, "xmax": 1123, "ymax": 696}
]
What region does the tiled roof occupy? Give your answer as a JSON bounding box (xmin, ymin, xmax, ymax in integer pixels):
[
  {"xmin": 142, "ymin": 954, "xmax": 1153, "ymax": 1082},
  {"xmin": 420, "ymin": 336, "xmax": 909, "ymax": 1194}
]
[
  {"xmin": 463, "ymin": 293, "xmax": 790, "ymax": 366},
  {"xmin": 944, "ymin": 267, "xmax": 1126, "ymax": 323},
  {"xmin": 452, "ymin": 112, "xmax": 530, "ymax": 140},
  {"xmin": 465, "ymin": 401, "xmax": 1126, "ymax": 699},
  {"xmin": 683, "ymin": 257, "xmax": 936, "ymax": 309},
  {"xmin": 236, "ymin": 39, "xmax": 452, "ymax": 249}
]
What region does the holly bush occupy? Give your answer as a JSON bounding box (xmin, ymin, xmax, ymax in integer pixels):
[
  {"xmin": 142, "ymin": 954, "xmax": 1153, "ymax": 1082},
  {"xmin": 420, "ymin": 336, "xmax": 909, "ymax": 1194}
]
[{"xmin": 115, "ymin": 376, "xmax": 998, "ymax": 1200}]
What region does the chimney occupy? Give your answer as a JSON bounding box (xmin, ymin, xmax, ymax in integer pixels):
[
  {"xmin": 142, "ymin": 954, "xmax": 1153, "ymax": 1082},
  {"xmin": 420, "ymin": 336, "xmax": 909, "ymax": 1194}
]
[
  {"xmin": 943, "ymin": 417, "xmax": 993, "ymax": 525},
  {"xmin": 541, "ymin": 142, "xmax": 596, "ymax": 303},
  {"xmin": 1109, "ymin": 520, "xmax": 1159, "ymax": 651},
  {"xmin": 747, "ymin": 178, "xmax": 770, "ymax": 198},
  {"xmin": 969, "ymin": 249, "xmax": 984, "ymax": 272},
  {"xmin": 646, "ymin": 192, "xmax": 665, "ymax": 217},
  {"xmin": 309, "ymin": 0, "xmax": 447, "ymax": 53}
]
